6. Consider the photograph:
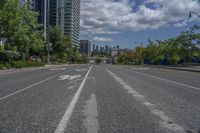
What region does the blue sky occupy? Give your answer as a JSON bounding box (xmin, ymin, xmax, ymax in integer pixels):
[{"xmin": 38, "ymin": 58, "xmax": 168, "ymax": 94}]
[{"xmin": 80, "ymin": 0, "xmax": 200, "ymax": 48}]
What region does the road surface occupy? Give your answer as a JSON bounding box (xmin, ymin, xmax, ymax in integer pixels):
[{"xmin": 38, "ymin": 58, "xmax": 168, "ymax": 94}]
[{"xmin": 0, "ymin": 64, "xmax": 200, "ymax": 133}]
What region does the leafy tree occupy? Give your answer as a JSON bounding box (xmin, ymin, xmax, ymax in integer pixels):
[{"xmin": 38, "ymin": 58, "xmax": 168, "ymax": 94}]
[
  {"xmin": 49, "ymin": 26, "xmax": 83, "ymax": 63},
  {"xmin": 117, "ymin": 51, "xmax": 134, "ymax": 64},
  {"xmin": 0, "ymin": 0, "xmax": 44, "ymax": 58},
  {"xmin": 132, "ymin": 25, "xmax": 200, "ymax": 65}
]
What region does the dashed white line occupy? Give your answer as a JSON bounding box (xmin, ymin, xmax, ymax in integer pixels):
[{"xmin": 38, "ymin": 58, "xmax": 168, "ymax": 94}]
[
  {"xmin": 107, "ymin": 69, "xmax": 186, "ymax": 133},
  {"xmin": 54, "ymin": 65, "xmax": 93, "ymax": 133}
]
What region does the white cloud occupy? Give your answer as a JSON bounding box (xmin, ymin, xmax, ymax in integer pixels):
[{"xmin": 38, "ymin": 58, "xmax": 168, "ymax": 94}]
[
  {"xmin": 80, "ymin": 0, "xmax": 200, "ymax": 35},
  {"xmin": 93, "ymin": 37, "xmax": 113, "ymax": 42}
]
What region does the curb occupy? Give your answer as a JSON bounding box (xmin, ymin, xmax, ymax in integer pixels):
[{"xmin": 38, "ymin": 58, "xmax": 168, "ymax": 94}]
[
  {"xmin": 160, "ymin": 67, "xmax": 200, "ymax": 73},
  {"xmin": 139, "ymin": 65, "xmax": 200, "ymax": 73},
  {"xmin": 0, "ymin": 64, "xmax": 73, "ymax": 74}
]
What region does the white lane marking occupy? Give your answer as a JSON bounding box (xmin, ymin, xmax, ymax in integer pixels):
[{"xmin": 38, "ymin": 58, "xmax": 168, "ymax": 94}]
[
  {"xmin": 59, "ymin": 75, "xmax": 81, "ymax": 80},
  {"xmin": 67, "ymin": 85, "xmax": 79, "ymax": 90},
  {"xmin": 0, "ymin": 71, "xmax": 67, "ymax": 102},
  {"xmin": 54, "ymin": 65, "xmax": 93, "ymax": 133},
  {"xmin": 107, "ymin": 69, "xmax": 186, "ymax": 133},
  {"xmin": 131, "ymin": 67, "xmax": 149, "ymax": 70},
  {"xmin": 129, "ymin": 69, "xmax": 200, "ymax": 92},
  {"xmin": 68, "ymin": 86, "xmax": 74, "ymax": 90},
  {"xmin": 50, "ymin": 68, "xmax": 67, "ymax": 71},
  {"xmin": 143, "ymin": 102, "xmax": 154, "ymax": 107},
  {"xmin": 83, "ymin": 94, "xmax": 99, "ymax": 133},
  {"xmin": 76, "ymin": 68, "xmax": 87, "ymax": 72},
  {"xmin": 151, "ymin": 110, "xmax": 185, "ymax": 132}
]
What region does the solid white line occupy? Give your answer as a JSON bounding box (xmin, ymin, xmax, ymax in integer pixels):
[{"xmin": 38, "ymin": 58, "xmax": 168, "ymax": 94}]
[
  {"xmin": 129, "ymin": 69, "xmax": 200, "ymax": 92},
  {"xmin": 54, "ymin": 65, "xmax": 93, "ymax": 133},
  {"xmin": 0, "ymin": 71, "xmax": 67, "ymax": 102}
]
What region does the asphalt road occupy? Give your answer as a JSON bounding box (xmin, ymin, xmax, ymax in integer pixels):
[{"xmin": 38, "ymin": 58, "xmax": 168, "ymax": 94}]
[{"xmin": 0, "ymin": 64, "xmax": 200, "ymax": 133}]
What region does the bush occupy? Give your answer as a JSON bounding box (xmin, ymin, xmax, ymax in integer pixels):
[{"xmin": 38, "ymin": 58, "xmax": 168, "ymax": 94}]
[
  {"xmin": 11, "ymin": 61, "xmax": 45, "ymax": 68},
  {"xmin": 0, "ymin": 51, "xmax": 22, "ymax": 62},
  {"xmin": 95, "ymin": 58, "xmax": 102, "ymax": 64},
  {"xmin": 0, "ymin": 64, "xmax": 6, "ymax": 70},
  {"xmin": 11, "ymin": 61, "xmax": 28, "ymax": 68}
]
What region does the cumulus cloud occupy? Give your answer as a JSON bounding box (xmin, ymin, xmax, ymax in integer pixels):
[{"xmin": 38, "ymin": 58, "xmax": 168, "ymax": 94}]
[
  {"xmin": 80, "ymin": 0, "xmax": 200, "ymax": 35},
  {"xmin": 93, "ymin": 37, "xmax": 113, "ymax": 42}
]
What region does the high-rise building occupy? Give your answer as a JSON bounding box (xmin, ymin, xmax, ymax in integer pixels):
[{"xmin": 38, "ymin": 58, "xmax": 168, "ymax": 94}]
[
  {"xmin": 96, "ymin": 45, "xmax": 99, "ymax": 51},
  {"xmin": 52, "ymin": 0, "xmax": 80, "ymax": 46},
  {"xmin": 31, "ymin": 0, "xmax": 80, "ymax": 47},
  {"xmin": 33, "ymin": 0, "xmax": 45, "ymax": 24},
  {"xmin": 93, "ymin": 44, "xmax": 95, "ymax": 52},
  {"xmin": 50, "ymin": 0, "xmax": 57, "ymax": 26},
  {"xmin": 80, "ymin": 40, "xmax": 91, "ymax": 59},
  {"xmin": 106, "ymin": 45, "xmax": 108, "ymax": 51}
]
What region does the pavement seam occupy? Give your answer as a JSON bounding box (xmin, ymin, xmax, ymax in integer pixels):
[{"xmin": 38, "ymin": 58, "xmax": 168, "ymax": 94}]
[
  {"xmin": 82, "ymin": 93, "xmax": 99, "ymax": 133},
  {"xmin": 54, "ymin": 65, "xmax": 93, "ymax": 133}
]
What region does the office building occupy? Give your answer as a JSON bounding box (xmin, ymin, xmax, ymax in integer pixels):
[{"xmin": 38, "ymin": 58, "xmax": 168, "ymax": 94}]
[{"xmin": 80, "ymin": 40, "xmax": 91, "ymax": 59}]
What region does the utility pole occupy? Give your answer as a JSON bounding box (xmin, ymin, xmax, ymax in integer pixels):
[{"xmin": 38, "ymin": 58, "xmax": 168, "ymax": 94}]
[{"xmin": 44, "ymin": 0, "xmax": 50, "ymax": 64}]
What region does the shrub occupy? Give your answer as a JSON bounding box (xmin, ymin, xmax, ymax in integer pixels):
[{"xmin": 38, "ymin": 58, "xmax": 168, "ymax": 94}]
[
  {"xmin": 11, "ymin": 61, "xmax": 28, "ymax": 68},
  {"xmin": 95, "ymin": 58, "xmax": 102, "ymax": 64},
  {"xmin": 0, "ymin": 64, "xmax": 6, "ymax": 70},
  {"xmin": 0, "ymin": 46, "xmax": 4, "ymax": 52},
  {"xmin": 0, "ymin": 51, "xmax": 21, "ymax": 62},
  {"xmin": 11, "ymin": 61, "xmax": 45, "ymax": 68}
]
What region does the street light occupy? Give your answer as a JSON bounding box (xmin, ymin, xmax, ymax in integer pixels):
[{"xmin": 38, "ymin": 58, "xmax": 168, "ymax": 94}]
[{"xmin": 44, "ymin": 0, "xmax": 50, "ymax": 65}]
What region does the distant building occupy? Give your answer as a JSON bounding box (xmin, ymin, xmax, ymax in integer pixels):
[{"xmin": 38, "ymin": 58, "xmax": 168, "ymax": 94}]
[
  {"xmin": 105, "ymin": 45, "xmax": 108, "ymax": 51},
  {"xmin": 100, "ymin": 46, "xmax": 103, "ymax": 51},
  {"xmin": 111, "ymin": 47, "xmax": 119, "ymax": 57},
  {"xmin": 92, "ymin": 44, "xmax": 95, "ymax": 52},
  {"xmin": 96, "ymin": 45, "xmax": 99, "ymax": 51},
  {"xmin": 80, "ymin": 40, "xmax": 91, "ymax": 59}
]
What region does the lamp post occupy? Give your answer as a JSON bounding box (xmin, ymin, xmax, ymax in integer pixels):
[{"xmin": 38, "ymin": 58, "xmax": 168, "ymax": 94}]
[{"xmin": 44, "ymin": 0, "xmax": 50, "ymax": 64}]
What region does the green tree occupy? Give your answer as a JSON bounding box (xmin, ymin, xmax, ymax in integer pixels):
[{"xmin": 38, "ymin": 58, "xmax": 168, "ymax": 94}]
[
  {"xmin": 49, "ymin": 26, "xmax": 76, "ymax": 62},
  {"xmin": 0, "ymin": 0, "xmax": 44, "ymax": 58}
]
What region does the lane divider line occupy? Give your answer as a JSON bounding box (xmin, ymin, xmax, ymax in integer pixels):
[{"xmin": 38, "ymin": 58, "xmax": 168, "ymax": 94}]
[
  {"xmin": 129, "ymin": 69, "xmax": 200, "ymax": 92},
  {"xmin": 0, "ymin": 71, "xmax": 69, "ymax": 102},
  {"xmin": 107, "ymin": 69, "xmax": 186, "ymax": 133},
  {"xmin": 54, "ymin": 65, "xmax": 93, "ymax": 133}
]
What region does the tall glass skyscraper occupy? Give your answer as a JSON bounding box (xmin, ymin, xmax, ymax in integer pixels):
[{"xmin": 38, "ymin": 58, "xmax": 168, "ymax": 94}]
[
  {"xmin": 20, "ymin": 0, "xmax": 80, "ymax": 47},
  {"xmin": 50, "ymin": 0, "xmax": 80, "ymax": 47}
]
